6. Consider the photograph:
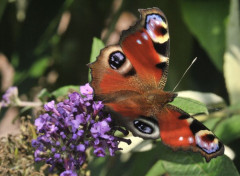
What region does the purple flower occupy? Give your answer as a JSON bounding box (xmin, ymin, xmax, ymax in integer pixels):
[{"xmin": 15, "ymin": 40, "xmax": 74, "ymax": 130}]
[
  {"xmin": 80, "ymin": 83, "xmax": 93, "ymax": 96},
  {"xmin": 76, "ymin": 144, "xmax": 85, "ymax": 152},
  {"xmin": 92, "ymin": 101, "xmax": 104, "ymax": 115},
  {"xmin": 32, "ymin": 83, "xmax": 130, "ymax": 174},
  {"xmin": 1, "ymin": 86, "xmax": 19, "ymax": 107},
  {"xmin": 34, "ymin": 114, "xmax": 50, "ymax": 132},
  {"xmin": 90, "ymin": 121, "xmax": 111, "ymax": 139},
  {"xmin": 94, "ymin": 147, "xmax": 106, "ymax": 157},
  {"xmin": 44, "ymin": 100, "xmax": 55, "ymax": 111},
  {"xmin": 60, "ymin": 170, "xmax": 77, "ymax": 176},
  {"xmin": 31, "ymin": 140, "xmax": 39, "ymax": 148}
]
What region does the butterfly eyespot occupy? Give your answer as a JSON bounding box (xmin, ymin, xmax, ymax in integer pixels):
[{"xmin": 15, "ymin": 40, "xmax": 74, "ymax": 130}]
[
  {"xmin": 202, "ymin": 134, "xmax": 215, "ymax": 142},
  {"xmin": 133, "ymin": 120, "xmax": 153, "ymax": 134},
  {"xmin": 109, "ymin": 51, "xmax": 126, "ymax": 70},
  {"xmin": 158, "ymin": 26, "xmax": 167, "ymax": 36},
  {"xmin": 195, "ymin": 131, "xmax": 220, "ymax": 154}
]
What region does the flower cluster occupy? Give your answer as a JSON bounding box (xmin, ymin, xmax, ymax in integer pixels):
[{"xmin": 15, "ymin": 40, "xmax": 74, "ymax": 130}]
[
  {"xmin": 0, "ymin": 86, "xmax": 19, "ymax": 107},
  {"xmin": 32, "ymin": 83, "xmax": 130, "ymax": 175}
]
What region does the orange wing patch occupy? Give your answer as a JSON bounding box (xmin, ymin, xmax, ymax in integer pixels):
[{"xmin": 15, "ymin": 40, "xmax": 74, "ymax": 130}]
[{"xmin": 158, "ymin": 105, "xmax": 224, "ymax": 162}]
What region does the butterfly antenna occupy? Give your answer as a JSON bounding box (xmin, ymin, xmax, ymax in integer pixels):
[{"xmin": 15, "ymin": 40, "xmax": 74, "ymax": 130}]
[{"xmin": 172, "ymin": 57, "xmax": 197, "ymax": 92}]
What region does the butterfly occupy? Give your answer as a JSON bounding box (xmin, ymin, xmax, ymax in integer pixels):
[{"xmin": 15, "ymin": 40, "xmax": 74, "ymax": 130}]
[{"xmin": 89, "ymin": 7, "xmax": 224, "ymax": 162}]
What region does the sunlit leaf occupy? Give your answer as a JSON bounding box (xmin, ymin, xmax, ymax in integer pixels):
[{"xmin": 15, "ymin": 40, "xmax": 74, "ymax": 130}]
[
  {"xmin": 224, "ymin": 145, "xmax": 236, "ymax": 161},
  {"xmin": 177, "ymin": 90, "xmax": 225, "ymax": 106},
  {"xmin": 223, "ymin": 0, "xmax": 240, "ymax": 105},
  {"xmin": 51, "ymin": 85, "xmax": 79, "ymax": 97},
  {"xmin": 28, "ymin": 57, "xmax": 49, "ymax": 78},
  {"xmin": 155, "ymin": 155, "xmax": 238, "ymax": 176},
  {"xmin": 37, "ymin": 88, "xmax": 51, "ymax": 101},
  {"xmin": 224, "ymin": 47, "xmax": 240, "ymax": 105},
  {"xmin": 170, "ymin": 96, "xmax": 208, "ymax": 115},
  {"xmin": 88, "ymin": 37, "xmax": 105, "ymax": 82},
  {"xmin": 228, "ymin": 101, "xmax": 240, "ymax": 112},
  {"xmin": 146, "ymin": 160, "xmax": 166, "ymax": 176}
]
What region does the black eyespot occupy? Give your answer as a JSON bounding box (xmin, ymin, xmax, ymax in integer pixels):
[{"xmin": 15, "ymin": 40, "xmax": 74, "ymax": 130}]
[
  {"xmin": 109, "ymin": 51, "xmax": 126, "ymax": 69},
  {"xmin": 204, "ymin": 134, "xmax": 215, "ymax": 142},
  {"xmin": 133, "ymin": 120, "xmax": 153, "ymax": 134},
  {"xmin": 158, "ymin": 26, "xmax": 167, "ymax": 35}
]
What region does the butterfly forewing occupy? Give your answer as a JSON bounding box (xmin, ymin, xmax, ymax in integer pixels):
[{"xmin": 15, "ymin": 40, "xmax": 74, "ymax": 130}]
[{"xmin": 120, "ymin": 8, "xmax": 170, "ymax": 89}]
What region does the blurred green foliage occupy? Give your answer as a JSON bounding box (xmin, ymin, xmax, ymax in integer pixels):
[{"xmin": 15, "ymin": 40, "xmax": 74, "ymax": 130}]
[{"xmin": 0, "ymin": 0, "xmax": 240, "ymax": 175}]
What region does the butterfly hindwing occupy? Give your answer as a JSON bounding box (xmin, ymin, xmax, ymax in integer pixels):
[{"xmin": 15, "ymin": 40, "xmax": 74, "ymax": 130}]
[{"xmin": 158, "ymin": 104, "xmax": 224, "ymax": 162}]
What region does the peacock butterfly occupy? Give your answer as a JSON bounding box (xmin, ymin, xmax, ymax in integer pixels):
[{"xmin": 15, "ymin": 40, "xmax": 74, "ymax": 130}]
[{"xmin": 89, "ymin": 7, "xmax": 224, "ymax": 162}]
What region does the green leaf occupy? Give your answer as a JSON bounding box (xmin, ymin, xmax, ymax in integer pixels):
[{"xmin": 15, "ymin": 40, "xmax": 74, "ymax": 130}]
[
  {"xmin": 179, "ymin": 0, "xmax": 229, "ymax": 71},
  {"xmin": 177, "ymin": 90, "xmax": 225, "ymax": 106},
  {"xmin": 228, "ymin": 101, "xmax": 240, "ymax": 112},
  {"xmin": 51, "ymin": 85, "xmax": 79, "ymax": 98},
  {"xmin": 215, "ymin": 115, "xmax": 240, "ymax": 143},
  {"xmin": 146, "ymin": 160, "xmax": 166, "ymax": 176},
  {"xmin": 223, "ymin": 0, "xmax": 240, "ymax": 105},
  {"xmin": 88, "ymin": 157, "xmax": 109, "ymax": 176},
  {"xmin": 88, "ymin": 37, "xmax": 105, "ymax": 82},
  {"xmin": 157, "ymin": 154, "xmax": 239, "ymax": 176},
  {"xmin": 28, "ymin": 57, "xmax": 49, "ymax": 78},
  {"xmin": 96, "ymin": 141, "xmax": 239, "ymax": 176},
  {"xmin": 14, "ymin": 147, "xmax": 18, "ymax": 158},
  {"xmin": 170, "ymin": 97, "xmax": 208, "ymax": 115},
  {"xmin": 203, "ymin": 118, "xmax": 221, "ymax": 130},
  {"xmin": 37, "ymin": 88, "xmax": 51, "ymax": 102},
  {"xmin": 138, "ymin": 142, "xmax": 238, "ymax": 176}
]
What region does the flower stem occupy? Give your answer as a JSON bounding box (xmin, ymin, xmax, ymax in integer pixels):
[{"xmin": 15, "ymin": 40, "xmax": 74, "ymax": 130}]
[{"xmin": 18, "ymin": 101, "xmax": 42, "ymax": 107}]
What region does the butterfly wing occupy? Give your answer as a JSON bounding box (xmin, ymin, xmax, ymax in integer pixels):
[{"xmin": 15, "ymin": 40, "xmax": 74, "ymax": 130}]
[
  {"xmin": 120, "ymin": 8, "xmax": 170, "ymax": 89},
  {"xmin": 90, "ymin": 8, "xmax": 170, "ymax": 101},
  {"xmin": 89, "ymin": 8, "xmax": 172, "ymax": 123},
  {"xmin": 158, "ymin": 104, "xmax": 224, "ymax": 162}
]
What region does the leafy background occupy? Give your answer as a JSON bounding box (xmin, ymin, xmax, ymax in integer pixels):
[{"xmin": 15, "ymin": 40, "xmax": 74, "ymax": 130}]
[{"xmin": 0, "ymin": 0, "xmax": 240, "ymax": 175}]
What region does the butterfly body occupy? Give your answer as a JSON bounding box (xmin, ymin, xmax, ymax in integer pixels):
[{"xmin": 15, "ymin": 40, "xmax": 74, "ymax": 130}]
[{"xmin": 89, "ymin": 7, "xmax": 224, "ymax": 162}]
